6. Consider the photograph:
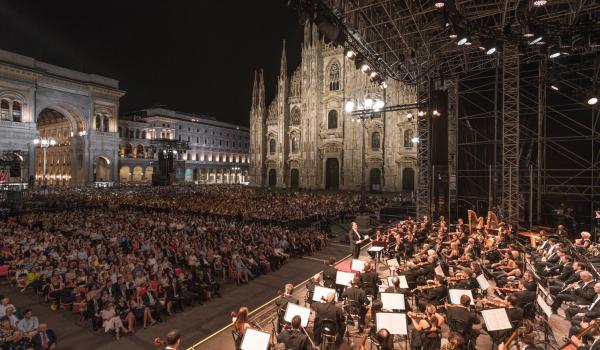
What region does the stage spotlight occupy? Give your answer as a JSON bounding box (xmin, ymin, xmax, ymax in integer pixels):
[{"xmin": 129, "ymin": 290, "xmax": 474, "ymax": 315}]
[
  {"xmin": 529, "ymin": 34, "xmax": 543, "ymax": 45},
  {"xmin": 588, "ymin": 96, "xmax": 598, "ymax": 105},
  {"xmin": 481, "ymin": 39, "xmax": 498, "ymax": 55},
  {"xmin": 345, "ymin": 100, "xmax": 355, "ymax": 113},
  {"xmin": 411, "ymin": 137, "xmax": 419, "ymax": 144},
  {"xmin": 434, "ymin": 1, "xmax": 445, "ymax": 8},
  {"xmin": 418, "ymin": 111, "xmax": 425, "ymax": 117},
  {"xmin": 433, "ymin": 110, "xmax": 441, "ymax": 116},
  {"xmin": 361, "ymin": 63, "xmax": 370, "ymax": 73},
  {"xmin": 548, "ymin": 47, "xmax": 561, "ymax": 58},
  {"xmin": 457, "ymin": 35, "xmax": 469, "ymax": 46},
  {"xmin": 533, "ymin": 0, "xmax": 547, "ymax": 6},
  {"xmin": 370, "ymin": 71, "xmax": 378, "ymax": 79},
  {"xmin": 345, "ymin": 48, "xmax": 356, "ymax": 59},
  {"xmin": 380, "ymin": 81, "xmax": 388, "ymax": 89},
  {"xmin": 373, "ymin": 99, "xmax": 385, "ymax": 110},
  {"xmin": 550, "ymin": 83, "xmax": 559, "ymax": 91},
  {"xmin": 406, "ymin": 113, "xmax": 413, "ymax": 120}
]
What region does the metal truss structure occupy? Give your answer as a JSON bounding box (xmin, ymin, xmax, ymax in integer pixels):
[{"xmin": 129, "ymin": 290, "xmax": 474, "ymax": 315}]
[{"xmin": 291, "ymin": 0, "xmax": 600, "ymax": 226}]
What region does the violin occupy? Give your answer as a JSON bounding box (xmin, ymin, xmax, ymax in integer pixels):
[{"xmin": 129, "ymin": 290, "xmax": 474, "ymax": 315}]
[
  {"xmin": 407, "ymin": 312, "xmax": 428, "ymax": 319},
  {"xmin": 481, "ymin": 298, "xmax": 509, "ymax": 308},
  {"xmin": 412, "ymin": 283, "xmax": 439, "ymax": 293}
]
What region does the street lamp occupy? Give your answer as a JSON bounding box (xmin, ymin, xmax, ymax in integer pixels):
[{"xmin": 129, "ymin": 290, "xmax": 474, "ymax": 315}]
[
  {"xmin": 33, "ymin": 136, "xmax": 56, "ymax": 189},
  {"xmin": 345, "ymin": 94, "xmax": 386, "ymax": 211},
  {"xmin": 231, "ymin": 166, "xmax": 240, "ymax": 184}
]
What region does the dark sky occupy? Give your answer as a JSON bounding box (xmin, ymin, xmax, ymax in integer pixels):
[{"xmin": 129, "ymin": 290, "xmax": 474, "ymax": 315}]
[{"xmin": 0, "ymin": 0, "xmax": 304, "ymax": 126}]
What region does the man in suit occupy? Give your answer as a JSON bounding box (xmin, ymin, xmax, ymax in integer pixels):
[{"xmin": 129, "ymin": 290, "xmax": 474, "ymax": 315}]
[
  {"xmin": 311, "ymin": 292, "xmax": 345, "ymax": 346},
  {"xmin": 360, "ymin": 262, "xmax": 380, "ymax": 296},
  {"xmin": 446, "ymin": 295, "xmax": 480, "ymax": 350},
  {"xmin": 417, "ymin": 276, "xmax": 448, "ymax": 311},
  {"xmin": 31, "ymin": 323, "xmax": 57, "ymax": 350},
  {"xmin": 549, "ymin": 261, "xmax": 583, "ymax": 295},
  {"xmin": 277, "ymin": 315, "xmax": 311, "ymax": 350},
  {"xmin": 570, "ymin": 320, "xmax": 600, "ymax": 350},
  {"xmin": 323, "ymin": 257, "xmax": 337, "ymax": 289},
  {"xmin": 567, "ymin": 283, "xmax": 600, "ymax": 337},
  {"xmin": 276, "ymin": 283, "xmax": 299, "ymax": 332},
  {"xmin": 349, "ymin": 222, "xmax": 364, "ymax": 259},
  {"xmin": 163, "ymin": 329, "xmax": 181, "ymax": 350},
  {"xmin": 342, "ymin": 276, "xmax": 370, "ymax": 331},
  {"xmin": 552, "ymin": 271, "xmax": 595, "ymax": 314}
]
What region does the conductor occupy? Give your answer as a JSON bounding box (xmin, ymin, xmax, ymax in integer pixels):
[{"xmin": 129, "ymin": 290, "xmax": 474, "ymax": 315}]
[{"xmin": 349, "ymin": 222, "xmax": 364, "ymax": 259}]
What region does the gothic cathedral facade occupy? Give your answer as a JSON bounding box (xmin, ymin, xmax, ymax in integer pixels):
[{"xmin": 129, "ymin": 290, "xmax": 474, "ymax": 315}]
[{"xmin": 249, "ymin": 23, "xmax": 418, "ymax": 193}]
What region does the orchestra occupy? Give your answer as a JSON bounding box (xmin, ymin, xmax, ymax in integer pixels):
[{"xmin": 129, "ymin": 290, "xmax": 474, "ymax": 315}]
[{"xmin": 235, "ymin": 209, "xmax": 600, "ymax": 350}]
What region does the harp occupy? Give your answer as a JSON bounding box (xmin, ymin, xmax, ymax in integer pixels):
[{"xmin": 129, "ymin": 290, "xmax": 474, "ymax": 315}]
[
  {"xmin": 467, "ymin": 210, "xmax": 477, "ymax": 235},
  {"xmin": 486, "ymin": 211, "xmax": 498, "ymax": 231}
]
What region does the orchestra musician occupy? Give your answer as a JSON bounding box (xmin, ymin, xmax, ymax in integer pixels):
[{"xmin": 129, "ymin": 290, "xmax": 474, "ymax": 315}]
[
  {"xmin": 569, "ymin": 320, "xmax": 600, "ymax": 350},
  {"xmin": 276, "ymin": 283, "xmax": 299, "ymax": 332},
  {"xmin": 551, "ymin": 271, "xmax": 595, "ymax": 315},
  {"xmin": 277, "ymin": 315, "xmax": 312, "ymax": 350},
  {"xmin": 305, "ymin": 273, "xmax": 322, "ymax": 305},
  {"xmin": 445, "ymin": 295, "xmax": 480, "ymax": 350},
  {"xmin": 360, "ymin": 262, "xmax": 381, "ymax": 297},
  {"xmin": 342, "ymin": 276, "xmax": 370, "ymax": 331},
  {"xmin": 416, "ymin": 276, "xmax": 448, "ymax": 311},
  {"xmin": 162, "ymin": 329, "xmax": 182, "ymax": 350},
  {"xmin": 232, "ymin": 307, "xmax": 251, "ymax": 350},
  {"xmin": 408, "ymin": 304, "xmax": 444, "ymax": 350},
  {"xmin": 323, "ymin": 257, "xmax": 337, "ymax": 289},
  {"xmin": 311, "ymin": 292, "xmax": 345, "ymax": 346},
  {"xmin": 567, "ymin": 283, "xmax": 600, "ymax": 337}
]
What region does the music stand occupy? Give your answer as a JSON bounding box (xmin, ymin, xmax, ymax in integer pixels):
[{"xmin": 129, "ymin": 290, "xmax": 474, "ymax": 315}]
[
  {"xmin": 448, "ymin": 289, "xmax": 475, "ymax": 305},
  {"xmin": 386, "ymin": 258, "xmax": 400, "ymax": 275},
  {"xmin": 481, "ymin": 308, "xmax": 512, "ymax": 331},
  {"xmin": 335, "ymin": 271, "xmax": 355, "ymax": 287},
  {"xmin": 312, "ymin": 286, "xmax": 336, "ymax": 302},
  {"xmin": 284, "ymin": 303, "xmax": 311, "ymax": 327},
  {"xmin": 368, "ymin": 246, "xmax": 384, "ymax": 267},
  {"xmin": 380, "ymin": 292, "xmax": 406, "ymax": 311},
  {"xmin": 476, "ymin": 274, "xmax": 490, "ymax": 291},
  {"xmin": 375, "ymin": 312, "xmax": 408, "ymax": 335},
  {"xmin": 535, "ymin": 291, "xmax": 558, "ymax": 350},
  {"xmin": 434, "ymin": 265, "xmax": 445, "ymax": 277},
  {"xmin": 351, "ymin": 259, "xmax": 366, "ymax": 272},
  {"xmin": 240, "ymin": 328, "xmax": 271, "ymax": 350}
]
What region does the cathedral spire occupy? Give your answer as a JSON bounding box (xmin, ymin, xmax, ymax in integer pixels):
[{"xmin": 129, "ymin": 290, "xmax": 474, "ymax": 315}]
[
  {"xmin": 258, "ymin": 68, "xmax": 265, "ymax": 112},
  {"xmin": 279, "ymin": 40, "xmax": 287, "ymax": 78},
  {"xmin": 251, "ymin": 70, "xmax": 258, "ymax": 112}
]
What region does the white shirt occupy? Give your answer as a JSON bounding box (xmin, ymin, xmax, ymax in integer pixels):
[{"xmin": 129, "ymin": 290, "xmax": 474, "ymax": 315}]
[{"xmin": 590, "ymin": 294, "xmax": 600, "ymax": 311}]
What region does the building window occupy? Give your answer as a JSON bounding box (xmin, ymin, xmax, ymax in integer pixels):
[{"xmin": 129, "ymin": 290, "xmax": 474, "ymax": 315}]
[
  {"xmin": 290, "ymin": 107, "xmax": 301, "ymax": 126},
  {"xmin": 329, "ymin": 62, "xmax": 340, "ymax": 91},
  {"xmin": 291, "ymin": 136, "xmax": 299, "ymax": 153},
  {"xmin": 371, "ymin": 132, "xmax": 381, "ymax": 150},
  {"xmin": 12, "ymin": 102, "xmax": 21, "ymax": 122},
  {"xmin": 118, "ymin": 127, "xmax": 123, "ymax": 137},
  {"xmin": 141, "ymin": 131, "xmax": 146, "ymax": 139},
  {"xmin": 95, "ymin": 115, "xmax": 102, "ymax": 130},
  {"xmin": 135, "ymin": 129, "xmax": 140, "ymax": 138},
  {"xmin": 103, "ymin": 116, "xmax": 109, "ymax": 132},
  {"xmin": 269, "ymin": 139, "xmax": 276, "ymax": 154},
  {"xmin": 327, "ymin": 110, "xmax": 338, "ymax": 129},
  {"xmin": 0, "ymin": 100, "xmax": 9, "ymax": 121},
  {"xmin": 404, "ymin": 129, "xmax": 414, "ymax": 148}
]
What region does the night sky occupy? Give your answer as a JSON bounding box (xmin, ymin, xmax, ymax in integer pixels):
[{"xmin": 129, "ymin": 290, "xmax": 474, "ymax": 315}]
[{"xmin": 0, "ymin": 0, "xmax": 304, "ymax": 126}]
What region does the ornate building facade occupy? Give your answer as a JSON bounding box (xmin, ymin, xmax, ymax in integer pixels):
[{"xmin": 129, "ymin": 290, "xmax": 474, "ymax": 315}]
[
  {"xmin": 118, "ymin": 107, "xmax": 249, "ymax": 184},
  {"xmin": 0, "ymin": 49, "xmax": 123, "ymax": 186},
  {"xmin": 249, "ymin": 23, "xmax": 418, "ymax": 193}
]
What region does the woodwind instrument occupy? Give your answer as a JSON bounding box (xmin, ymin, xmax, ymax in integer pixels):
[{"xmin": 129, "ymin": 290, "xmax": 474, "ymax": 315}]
[{"xmin": 560, "ymin": 322, "xmax": 598, "ymax": 350}]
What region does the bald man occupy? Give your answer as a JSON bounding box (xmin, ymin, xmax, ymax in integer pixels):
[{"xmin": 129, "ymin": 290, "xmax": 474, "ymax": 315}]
[{"xmin": 311, "ymin": 293, "xmax": 345, "ymax": 346}]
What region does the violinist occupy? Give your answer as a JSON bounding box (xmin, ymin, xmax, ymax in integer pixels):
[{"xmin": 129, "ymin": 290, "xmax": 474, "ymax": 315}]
[
  {"xmin": 232, "ymin": 307, "xmax": 251, "ymax": 349},
  {"xmin": 416, "ymin": 276, "xmax": 447, "ymax": 311},
  {"xmin": 311, "ymin": 292, "xmax": 344, "ymax": 346},
  {"xmin": 514, "ymin": 271, "xmax": 537, "ymax": 307},
  {"xmin": 276, "ymin": 283, "xmax": 299, "ymax": 332},
  {"xmin": 569, "ymin": 320, "xmax": 600, "ymax": 350},
  {"xmin": 408, "ymin": 304, "xmax": 444, "ymax": 350},
  {"xmin": 322, "ymin": 257, "xmax": 337, "ymax": 289},
  {"xmin": 277, "ymin": 315, "xmax": 312, "ymax": 350},
  {"xmin": 305, "ymin": 273, "xmax": 322, "ymax": 305}
]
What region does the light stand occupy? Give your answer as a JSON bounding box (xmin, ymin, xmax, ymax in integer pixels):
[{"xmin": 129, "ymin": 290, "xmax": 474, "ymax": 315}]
[{"xmin": 32, "ymin": 137, "xmax": 56, "ymax": 190}]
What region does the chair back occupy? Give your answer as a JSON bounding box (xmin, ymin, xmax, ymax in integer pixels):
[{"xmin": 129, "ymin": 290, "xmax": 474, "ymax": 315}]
[{"xmin": 321, "ymin": 318, "xmax": 337, "ymax": 336}]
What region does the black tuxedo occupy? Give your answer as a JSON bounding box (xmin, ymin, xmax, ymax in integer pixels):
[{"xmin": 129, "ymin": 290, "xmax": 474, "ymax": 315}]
[
  {"xmin": 323, "ymin": 265, "xmax": 337, "ymax": 288},
  {"xmin": 349, "ymin": 228, "xmax": 362, "ymax": 259},
  {"xmin": 342, "ymin": 286, "xmax": 369, "ymax": 324},
  {"xmin": 360, "ymin": 271, "xmax": 380, "ymax": 296},
  {"xmin": 311, "ymin": 301, "xmax": 345, "ymax": 345},
  {"xmin": 31, "ymin": 329, "xmax": 57, "ymax": 350}
]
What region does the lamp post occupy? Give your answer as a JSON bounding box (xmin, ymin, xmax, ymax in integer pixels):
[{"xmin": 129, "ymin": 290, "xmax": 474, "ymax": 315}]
[
  {"xmin": 231, "ymin": 166, "xmax": 240, "ymax": 184},
  {"xmin": 33, "ymin": 136, "xmax": 56, "ymax": 189},
  {"xmin": 345, "ymin": 95, "xmax": 385, "ymax": 211}
]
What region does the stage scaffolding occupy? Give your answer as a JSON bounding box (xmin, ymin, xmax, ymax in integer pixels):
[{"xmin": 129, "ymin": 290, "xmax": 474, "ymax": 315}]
[{"xmin": 292, "ymin": 0, "xmax": 600, "ymax": 228}]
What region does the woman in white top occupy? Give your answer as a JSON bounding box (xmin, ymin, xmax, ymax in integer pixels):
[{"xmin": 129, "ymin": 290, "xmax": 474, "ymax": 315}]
[{"xmin": 100, "ymin": 302, "xmax": 129, "ymax": 339}]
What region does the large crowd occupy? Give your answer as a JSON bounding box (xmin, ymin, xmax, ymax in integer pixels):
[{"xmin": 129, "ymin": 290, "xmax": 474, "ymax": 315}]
[{"xmin": 0, "ymin": 186, "xmax": 394, "ymax": 348}]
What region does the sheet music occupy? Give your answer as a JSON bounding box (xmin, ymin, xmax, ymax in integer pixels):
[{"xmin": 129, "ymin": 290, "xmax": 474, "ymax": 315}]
[
  {"xmin": 376, "ymin": 312, "xmax": 407, "ymax": 335},
  {"xmin": 335, "ymin": 271, "xmax": 355, "ymax": 286},
  {"xmin": 284, "ymin": 303, "xmax": 311, "ymax": 327},
  {"xmin": 240, "ymin": 328, "xmax": 271, "ymax": 350},
  {"xmin": 368, "ymin": 246, "xmax": 384, "ymax": 252},
  {"xmin": 481, "ymin": 308, "xmax": 512, "ymax": 331},
  {"xmin": 386, "ymin": 276, "xmax": 409, "ymax": 289},
  {"xmin": 434, "ymin": 265, "xmax": 445, "ymax": 277},
  {"xmin": 351, "ymin": 259, "xmax": 366, "ymax": 271},
  {"xmin": 312, "ymin": 286, "xmax": 336, "ymax": 302},
  {"xmin": 386, "ymin": 258, "xmax": 400, "ymax": 268},
  {"xmin": 380, "ymin": 292, "xmax": 405, "ymax": 310},
  {"xmin": 476, "ymin": 274, "xmax": 490, "ymax": 290},
  {"xmin": 537, "ymin": 294, "xmax": 553, "ymax": 318},
  {"xmin": 448, "ymin": 289, "xmax": 474, "ymax": 305}
]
